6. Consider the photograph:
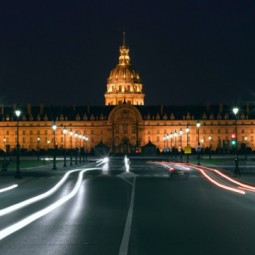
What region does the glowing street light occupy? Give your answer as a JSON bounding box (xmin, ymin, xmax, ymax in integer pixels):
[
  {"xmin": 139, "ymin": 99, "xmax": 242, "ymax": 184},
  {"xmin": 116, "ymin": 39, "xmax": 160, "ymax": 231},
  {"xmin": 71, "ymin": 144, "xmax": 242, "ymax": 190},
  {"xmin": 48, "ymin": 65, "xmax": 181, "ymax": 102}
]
[
  {"xmin": 233, "ymin": 107, "xmax": 239, "ymax": 175},
  {"xmin": 63, "ymin": 127, "xmax": 67, "ymax": 167},
  {"xmin": 52, "ymin": 123, "xmax": 57, "ymax": 170},
  {"xmin": 83, "ymin": 135, "xmax": 88, "ymax": 162},
  {"xmin": 14, "ymin": 109, "xmax": 21, "ymax": 179},
  {"xmin": 69, "ymin": 130, "xmax": 73, "ymax": 166},
  {"xmin": 208, "ymin": 135, "xmax": 212, "ymax": 159},
  {"xmin": 37, "ymin": 136, "xmax": 40, "ymax": 160},
  {"xmin": 179, "ymin": 128, "xmax": 183, "ymax": 162},
  {"xmin": 196, "ymin": 120, "xmax": 201, "ymax": 165},
  {"xmin": 185, "ymin": 125, "xmax": 190, "ymax": 163}
]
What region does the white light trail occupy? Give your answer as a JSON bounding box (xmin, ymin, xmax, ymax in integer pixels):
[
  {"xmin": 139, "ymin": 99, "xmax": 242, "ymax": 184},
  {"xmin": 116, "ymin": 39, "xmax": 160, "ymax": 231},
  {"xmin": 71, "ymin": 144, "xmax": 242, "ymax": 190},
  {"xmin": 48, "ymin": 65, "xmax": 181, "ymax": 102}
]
[
  {"xmin": 0, "ymin": 167, "xmax": 100, "ymax": 241},
  {"xmin": 124, "ymin": 155, "xmax": 130, "ymax": 172},
  {"xmin": 96, "ymin": 157, "xmax": 109, "ymax": 166},
  {"xmin": 0, "ymin": 169, "xmax": 82, "ymax": 217},
  {"xmin": 0, "ymin": 184, "xmax": 18, "ymax": 194}
]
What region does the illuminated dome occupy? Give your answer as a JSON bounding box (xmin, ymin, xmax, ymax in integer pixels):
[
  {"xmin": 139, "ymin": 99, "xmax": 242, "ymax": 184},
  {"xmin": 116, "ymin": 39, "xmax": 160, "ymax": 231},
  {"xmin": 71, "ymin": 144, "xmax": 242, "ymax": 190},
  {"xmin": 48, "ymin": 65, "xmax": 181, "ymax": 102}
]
[{"xmin": 105, "ymin": 33, "xmax": 145, "ymax": 106}]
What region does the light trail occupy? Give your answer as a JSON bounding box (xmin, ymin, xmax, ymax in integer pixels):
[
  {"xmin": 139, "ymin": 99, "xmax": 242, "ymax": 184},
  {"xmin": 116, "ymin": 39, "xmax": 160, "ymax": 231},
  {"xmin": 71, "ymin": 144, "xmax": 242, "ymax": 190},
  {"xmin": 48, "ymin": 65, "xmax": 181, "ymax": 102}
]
[
  {"xmin": 189, "ymin": 163, "xmax": 255, "ymax": 192},
  {"xmin": 0, "ymin": 184, "xmax": 18, "ymax": 194},
  {"xmin": 198, "ymin": 169, "xmax": 245, "ymax": 195},
  {"xmin": 151, "ymin": 161, "xmax": 246, "ymax": 195},
  {"xmin": 124, "ymin": 155, "xmax": 130, "ymax": 172},
  {"xmin": 0, "ymin": 167, "xmax": 100, "ymax": 241},
  {"xmin": 0, "ymin": 168, "xmax": 82, "ymax": 217}
]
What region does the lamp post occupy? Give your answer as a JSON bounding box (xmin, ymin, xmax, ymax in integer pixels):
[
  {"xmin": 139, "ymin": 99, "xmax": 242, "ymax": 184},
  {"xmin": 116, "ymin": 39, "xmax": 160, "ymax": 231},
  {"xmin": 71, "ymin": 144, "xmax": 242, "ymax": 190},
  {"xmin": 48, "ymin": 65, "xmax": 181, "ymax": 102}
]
[
  {"xmin": 185, "ymin": 125, "xmax": 190, "ymax": 163},
  {"xmin": 3, "ymin": 136, "xmax": 6, "ymax": 159},
  {"xmin": 244, "ymin": 136, "xmax": 248, "ymax": 160},
  {"xmin": 179, "ymin": 128, "xmax": 183, "ymax": 162},
  {"xmin": 170, "ymin": 132, "xmax": 173, "ymax": 160},
  {"xmin": 84, "ymin": 135, "xmax": 88, "ymax": 162},
  {"xmin": 79, "ymin": 134, "xmax": 82, "ymax": 164},
  {"xmin": 233, "ymin": 107, "xmax": 239, "ymax": 175},
  {"xmin": 2, "ymin": 137, "xmax": 7, "ymax": 171},
  {"xmin": 52, "ymin": 123, "xmax": 57, "ymax": 170},
  {"xmin": 37, "ymin": 136, "xmax": 40, "ymax": 160},
  {"xmin": 69, "ymin": 130, "xmax": 73, "ymax": 166},
  {"xmin": 208, "ymin": 136, "xmax": 212, "ymax": 159},
  {"xmin": 174, "ymin": 130, "xmax": 177, "ymax": 160},
  {"xmin": 47, "ymin": 139, "xmax": 50, "ymax": 150},
  {"xmin": 74, "ymin": 132, "xmax": 78, "ymax": 165},
  {"xmin": 63, "ymin": 127, "xmax": 67, "ymax": 167},
  {"xmin": 15, "ymin": 109, "xmax": 21, "ymax": 179},
  {"xmin": 163, "ymin": 134, "xmax": 169, "ymax": 161},
  {"xmin": 196, "ymin": 120, "xmax": 201, "ymax": 165}
]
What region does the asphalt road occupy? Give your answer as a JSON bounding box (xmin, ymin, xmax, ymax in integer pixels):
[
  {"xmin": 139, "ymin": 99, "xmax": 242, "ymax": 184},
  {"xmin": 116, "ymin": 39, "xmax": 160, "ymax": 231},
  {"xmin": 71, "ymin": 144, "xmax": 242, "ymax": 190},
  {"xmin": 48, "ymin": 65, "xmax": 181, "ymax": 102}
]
[{"xmin": 1, "ymin": 158, "xmax": 255, "ymax": 255}]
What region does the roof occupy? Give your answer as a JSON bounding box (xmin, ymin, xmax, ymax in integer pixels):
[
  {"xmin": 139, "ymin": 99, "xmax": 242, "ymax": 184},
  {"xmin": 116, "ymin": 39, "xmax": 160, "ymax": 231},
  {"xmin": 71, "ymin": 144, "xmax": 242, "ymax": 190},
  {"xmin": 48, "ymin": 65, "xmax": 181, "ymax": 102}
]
[{"xmin": 0, "ymin": 103, "xmax": 254, "ymax": 121}]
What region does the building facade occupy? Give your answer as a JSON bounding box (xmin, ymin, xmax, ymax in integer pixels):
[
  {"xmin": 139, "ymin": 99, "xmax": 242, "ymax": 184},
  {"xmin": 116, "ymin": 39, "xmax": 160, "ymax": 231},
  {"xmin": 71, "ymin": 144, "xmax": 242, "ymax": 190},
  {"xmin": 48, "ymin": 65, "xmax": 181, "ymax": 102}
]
[{"xmin": 0, "ymin": 35, "xmax": 255, "ymax": 155}]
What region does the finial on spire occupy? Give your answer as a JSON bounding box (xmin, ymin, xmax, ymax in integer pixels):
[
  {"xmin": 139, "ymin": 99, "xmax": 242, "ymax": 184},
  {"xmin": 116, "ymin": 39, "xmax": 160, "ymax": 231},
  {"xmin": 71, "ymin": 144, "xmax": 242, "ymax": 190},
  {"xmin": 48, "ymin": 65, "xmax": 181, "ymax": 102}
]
[{"xmin": 122, "ymin": 31, "xmax": 126, "ymax": 47}]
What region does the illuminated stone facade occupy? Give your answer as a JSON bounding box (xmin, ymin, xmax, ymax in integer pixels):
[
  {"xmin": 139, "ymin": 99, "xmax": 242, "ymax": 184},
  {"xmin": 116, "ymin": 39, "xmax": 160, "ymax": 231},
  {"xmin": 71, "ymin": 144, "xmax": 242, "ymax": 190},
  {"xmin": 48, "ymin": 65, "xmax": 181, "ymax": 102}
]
[{"xmin": 0, "ymin": 35, "xmax": 255, "ymax": 155}]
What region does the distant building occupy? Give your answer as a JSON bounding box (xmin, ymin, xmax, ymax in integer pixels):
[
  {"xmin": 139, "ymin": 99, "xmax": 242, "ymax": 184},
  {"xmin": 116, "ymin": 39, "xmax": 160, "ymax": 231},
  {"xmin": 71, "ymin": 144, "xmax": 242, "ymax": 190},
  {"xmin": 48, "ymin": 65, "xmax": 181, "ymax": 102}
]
[{"xmin": 0, "ymin": 34, "xmax": 254, "ymax": 155}]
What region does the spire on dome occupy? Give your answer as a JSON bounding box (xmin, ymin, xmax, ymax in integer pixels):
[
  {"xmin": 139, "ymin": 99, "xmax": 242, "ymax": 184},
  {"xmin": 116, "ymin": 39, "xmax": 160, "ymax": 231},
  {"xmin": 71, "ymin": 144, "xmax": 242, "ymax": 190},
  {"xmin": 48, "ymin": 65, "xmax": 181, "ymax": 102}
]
[
  {"xmin": 119, "ymin": 32, "xmax": 130, "ymax": 65},
  {"xmin": 122, "ymin": 32, "xmax": 126, "ymax": 47}
]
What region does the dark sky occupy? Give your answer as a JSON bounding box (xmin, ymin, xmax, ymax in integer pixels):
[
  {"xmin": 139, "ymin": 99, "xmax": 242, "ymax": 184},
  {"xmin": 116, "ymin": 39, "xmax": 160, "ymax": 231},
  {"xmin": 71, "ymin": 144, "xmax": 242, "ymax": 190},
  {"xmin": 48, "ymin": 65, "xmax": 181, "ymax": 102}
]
[{"xmin": 0, "ymin": 0, "xmax": 254, "ymax": 107}]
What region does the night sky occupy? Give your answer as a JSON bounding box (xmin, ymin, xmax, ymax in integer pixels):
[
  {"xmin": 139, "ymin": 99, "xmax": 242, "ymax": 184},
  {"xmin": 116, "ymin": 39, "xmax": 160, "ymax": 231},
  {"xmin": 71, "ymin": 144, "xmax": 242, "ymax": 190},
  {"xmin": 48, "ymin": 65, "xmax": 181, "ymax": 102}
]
[{"xmin": 0, "ymin": 0, "xmax": 254, "ymax": 107}]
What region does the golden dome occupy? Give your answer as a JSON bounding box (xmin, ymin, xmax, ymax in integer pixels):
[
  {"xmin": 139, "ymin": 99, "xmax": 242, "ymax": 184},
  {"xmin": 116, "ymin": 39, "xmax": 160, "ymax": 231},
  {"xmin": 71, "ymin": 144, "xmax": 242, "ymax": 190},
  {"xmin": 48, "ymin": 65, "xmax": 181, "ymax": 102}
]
[
  {"xmin": 107, "ymin": 33, "xmax": 142, "ymax": 84},
  {"xmin": 105, "ymin": 32, "xmax": 145, "ymax": 106}
]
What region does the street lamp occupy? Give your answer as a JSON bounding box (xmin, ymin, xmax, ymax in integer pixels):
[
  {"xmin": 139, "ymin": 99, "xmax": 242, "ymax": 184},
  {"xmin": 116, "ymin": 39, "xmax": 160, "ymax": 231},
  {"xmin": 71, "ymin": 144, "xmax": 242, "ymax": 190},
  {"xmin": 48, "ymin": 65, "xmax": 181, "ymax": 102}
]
[
  {"xmin": 63, "ymin": 127, "xmax": 67, "ymax": 167},
  {"xmin": 179, "ymin": 128, "xmax": 183, "ymax": 162},
  {"xmin": 15, "ymin": 109, "xmax": 21, "ymax": 178},
  {"xmin": 52, "ymin": 123, "xmax": 57, "ymax": 170},
  {"xmin": 74, "ymin": 132, "xmax": 78, "ymax": 165},
  {"xmin": 79, "ymin": 134, "xmax": 82, "ymax": 163},
  {"xmin": 185, "ymin": 125, "xmax": 190, "ymax": 163},
  {"xmin": 69, "ymin": 130, "xmax": 73, "ymax": 166},
  {"xmin": 163, "ymin": 134, "xmax": 169, "ymax": 160},
  {"xmin": 208, "ymin": 135, "xmax": 212, "ymax": 159},
  {"xmin": 174, "ymin": 130, "xmax": 178, "ymax": 159},
  {"xmin": 37, "ymin": 136, "xmax": 40, "ymax": 160},
  {"xmin": 233, "ymin": 107, "xmax": 239, "ymax": 175},
  {"xmin": 169, "ymin": 132, "xmax": 173, "ymax": 160},
  {"xmin": 84, "ymin": 135, "xmax": 88, "ymax": 162},
  {"xmin": 3, "ymin": 136, "xmax": 6, "ymax": 158},
  {"xmin": 196, "ymin": 120, "xmax": 201, "ymax": 165},
  {"xmin": 2, "ymin": 137, "xmax": 7, "ymax": 171}
]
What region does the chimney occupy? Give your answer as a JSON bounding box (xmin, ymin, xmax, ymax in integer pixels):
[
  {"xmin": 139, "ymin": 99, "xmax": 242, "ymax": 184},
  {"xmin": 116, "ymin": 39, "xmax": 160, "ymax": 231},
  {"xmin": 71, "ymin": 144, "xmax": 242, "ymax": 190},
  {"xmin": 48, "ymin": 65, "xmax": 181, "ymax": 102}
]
[
  {"xmin": 27, "ymin": 103, "xmax": 31, "ymax": 115},
  {"xmin": 160, "ymin": 104, "xmax": 164, "ymax": 115},
  {"xmin": 219, "ymin": 103, "xmax": 223, "ymax": 113},
  {"xmin": 40, "ymin": 104, "xmax": 44, "ymax": 114}
]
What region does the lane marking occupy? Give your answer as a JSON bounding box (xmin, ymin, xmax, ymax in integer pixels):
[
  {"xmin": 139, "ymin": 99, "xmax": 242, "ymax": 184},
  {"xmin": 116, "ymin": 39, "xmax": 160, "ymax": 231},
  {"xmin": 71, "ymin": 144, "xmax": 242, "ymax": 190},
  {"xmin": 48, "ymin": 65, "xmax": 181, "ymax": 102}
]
[{"xmin": 119, "ymin": 176, "xmax": 136, "ymax": 255}]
